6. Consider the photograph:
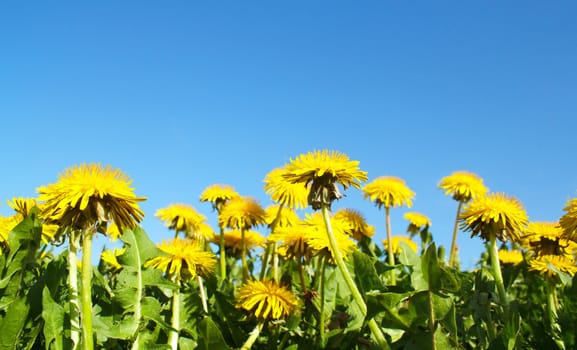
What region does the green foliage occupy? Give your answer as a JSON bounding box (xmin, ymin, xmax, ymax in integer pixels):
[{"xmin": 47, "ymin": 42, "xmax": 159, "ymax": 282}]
[{"xmin": 1, "ymin": 209, "xmax": 575, "ymax": 349}]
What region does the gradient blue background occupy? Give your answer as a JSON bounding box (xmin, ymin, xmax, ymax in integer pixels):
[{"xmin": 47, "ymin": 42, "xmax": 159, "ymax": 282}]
[{"xmin": 2, "ymin": 1, "xmax": 576, "ymax": 269}]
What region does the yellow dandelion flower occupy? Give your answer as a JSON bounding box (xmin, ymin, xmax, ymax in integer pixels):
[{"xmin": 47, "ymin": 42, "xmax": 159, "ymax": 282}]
[
  {"xmin": 303, "ymin": 212, "xmax": 356, "ymax": 262},
  {"xmin": 191, "ymin": 222, "xmax": 216, "ymax": 242},
  {"xmin": 459, "ymin": 193, "xmax": 528, "ymax": 242},
  {"xmin": 107, "ymin": 222, "xmax": 122, "ymax": 242},
  {"xmin": 528, "ymin": 254, "xmax": 577, "ymax": 278},
  {"xmin": 236, "ymin": 279, "xmax": 299, "ymax": 320},
  {"xmin": 334, "ymin": 208, "xmax": 375, "ymax": 241},
  {"xmin": 215, "ymin": 229, "xmax": 266, "ymax": 256},
  {"xmin": 0, "ymin": 215, "xmax": 20, "ymax": 253},
  {"xmin": 100, "ymin": 247, "xmax": 126, "ymax": 270},
  {"xmin": 438, "ymin": 171, "xmax": 488, "ymax": 202},
  {"xmin": 498, "ymin": 249, "xmax": 524, "ymax": 265},
  {"xmin": 404, "ymin": 212, "xmax": 431, "ymax": 235},
  {"xmin": 219, "ymin": 196, "xmax": 267, "ymax": 230},
  {"xmin": 267, "ymin": 225, "xmax": 310, "ymax": 259},
  {"xmin": 155, "ymin": 203, "xmax": 207, "ymax": 234},
  {"xmin": 7, "ymin": 197, "xmax": 39, "ymax": 218},
  {"xmin": 560, "ymin": 198, "xmax": 577, "ymax": 242},
  {"xmin": 282, "ymin": 150, "xmax": 368, "ymax": 210},
  {"xmin": 362, "ymin": 176, "xmax": 415, "ymax": 209},
  {"xmin": 145, "ymin": 238, "xmax": 217, "ymax": 280},
  {"xmin": 265, "ymin": 205, "xmax": 299, "ymax": 228},
  {"xmin": 264, "ymin": 167, "xmax": 309, "ymax": 209},
  {"xmin": 382, "ymin": 236, "xmax": 418, "ymax": 255},
  {"xmin": 522, "ymin": 221, "xmax": 575, "ymax": 256},
  {"xmin": 37, "ymin": 163, "xmax": 146, "ymax": 234},
  {"xmin": 41, "ymin": 223, "xmax": 59, "ymax": 244},
  {"xmin": 199, "ymin": 184, "xmax": 240, "ymax": 211}
]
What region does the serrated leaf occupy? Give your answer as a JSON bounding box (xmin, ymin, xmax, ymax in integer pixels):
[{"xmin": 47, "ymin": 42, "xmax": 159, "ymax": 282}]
[
  {"xmin": 0, "ymin": 296, "xmax": 29, "ymax": 350},
  {"xmin": 196, "ymin": 317, "xmax": 231, "ymax": 350},
  {"xmin": 422, "ymin": 244, "xmax": 442, "ymax": 292},
  {"xmin": 42, "ymin": 287, "xmax": 65, "ymax": 350},
  {"xmin": 352, "ymin": 251, "xmax": 385, "ymax": 294}
]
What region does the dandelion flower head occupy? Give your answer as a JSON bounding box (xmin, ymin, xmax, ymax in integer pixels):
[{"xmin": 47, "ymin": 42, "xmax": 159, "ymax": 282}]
[
  {"xmin": 363, "ymin": 176, "xmax": 415, "ymax": 209},
  {"xmin": 264, "ymin": 167, "xmax": 309, "ymax": 209},
  {"xmin": 334, "ymin": 208, "xmax": 375, "ymax": 241},
  {"xmin": 219, "ymin": 196, "xmax": 267, "ymax": 230},
  {"xmin": 145, "ymin": 238, "xmax": 217, "ymax": 280},
  {"xmin": 236, "ymin": 279, "xmax": 299, "ymax": 320},
  {"xmin": 438, "ymin": 171, "xmax": 487, "ymax": 202},
  {"xmin": 459, "ymin": 193, "xmax": 528, "ymax": 242},
  {"xmin": 37, "ymin": 163, "xmax": 145, "ymax": 234}
]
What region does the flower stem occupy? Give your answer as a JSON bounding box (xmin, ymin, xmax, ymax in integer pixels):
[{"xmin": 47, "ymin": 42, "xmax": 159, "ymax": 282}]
[
  {"xmin": 385, "ymin": 206, "xmax": 396, "ymax": 285},
  {"xmin": 428, "ymin": 290, "xmax": 436, "ymax": 350},
  {"xmin": 81, "ymin": 229, "xmax": 94, "ymax": 350},
  {"xmin": 319, "ymin": 255, "xmax": 327, "ymax": 348},
  {"xmin": 197, "ymin": 275, "xmax": 208, "ymax": 314},
  {"xmin": 168, "ymin": 284, "xmax": 180, "ymax": 350},
  {"xmin": 259, "ymin": 243, "xmax": 272, "ymax": 280},
  {"xmin": 489, "ymin": 234, "xmax": 509, "ymax": 308},
  {"xmin": 218, "ymin": 224, "xmax": 227, "ymax": 281},
  {"xmin": 240, "ymin": 321, "xmax": 264, "ymax": 350},
  {"xmin": 547, "ymin": 282, "xmax": 565, "ymax": 349},
  {"xmin": 68, "ymin": 232, "xmax": 81, "ymax": 350},
  {"xmin": 241, "ymin": 228, "xmax": 249, "ymax": 282},
  {"xmin": 321, "ymin": 205, "xmax": 388, "ymax": 349},
  {"xmin": 448, "ymin": 201, "xmax": 463, "ymax": 268},
  {"xmin": 297, "ymin": 257, "xmax": 308, "ymax": 294}
]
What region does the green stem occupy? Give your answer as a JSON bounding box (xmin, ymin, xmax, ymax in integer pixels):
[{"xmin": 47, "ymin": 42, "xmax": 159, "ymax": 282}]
[
  {"xmin": 297, "ymin": 257, "xmax": 308, "ymax": 294},
  {"xmin": 240, "ymin": 322, "xmax": 264, "ymax": 350},
  {"xmin": 241, "ymin": 228, "xmax": 250, "ymax": 282},
  {"xmin": 81, "ymin": 229, "xmax": 94, "ymax": 350},
  {"xmin": 385, "ymin": 206, "xmax": 396, "ymax": 285},
  {"xmin": 218, "ymin": 224, "xmax": 227, "ymax": 281},
  {"xmin": 448, "ymin": 201, "xmax": 463, "ymax": 268},
  {"xmin": 197, "ymin": 275, "xmax": 208, "ymax": 314},
  {"xmin": 259, "ymin": 243, "xmax": 272, "ymax": 280},
  {"xmin": 547, "ymin": 282, "xmax": 565, "ymax": 349},
  {"xmin": 168, "ymin": 283, "xmax": 180, "ymax": 350},
  {"xmin": 68, "ymin": 232, "xmax": 81, "ymax": 350},
  {"xmin": 269, "ymin": 205, "xmax": 284, "ymax": 282},
  {"xmin": 321, "ymin": 205, "xmax": 388, "ymax": 349},
  {"xmin": 428, "ymin": 290, "xmax": 436, "ymax": 350},
  {"xmin": 489, "ymin": 234, "xmax": 509, "ymax": 308},
  {"xmin": 319, "ymin": 255, "xmax": 327, "ymax": 348},
  {"xmin": 272, "ymin": 243, "xmax": 279, "ymax": 282}
]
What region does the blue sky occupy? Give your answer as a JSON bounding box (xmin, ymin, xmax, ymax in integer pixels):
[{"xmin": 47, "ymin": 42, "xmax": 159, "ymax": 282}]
[{"xmin": 1, "ymin": 1, "xmax": 576, "ymax": 269}]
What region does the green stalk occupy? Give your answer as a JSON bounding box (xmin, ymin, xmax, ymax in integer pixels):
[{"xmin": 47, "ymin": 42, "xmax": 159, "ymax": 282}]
[
  {"xmin": 428, "ymin": 290, "xmax": 436, "ymax": 350},
  {"xmin": 297, "ymin": 257, "xmax": 307, "ymax": 294},
  {"xmin": 197, "ymin": 275, "xmax": 208, "ymax": 314},
  {"xmin": 218, "ymin": 224, "xmax": 227, "ymax": 280},
  {"xmin": 319, "ymin": 255, "xmax": 327, "ymax": 348},
  {"xmin": 320, "ymin": 205, "xmax": 388, "ymax": 349},
  {"xmin": 547, "ymin": 282, "xmax": 565, "ymax": 350},
  {"xmin": 241, "ymin": 228, "xmax": 249, "ymax": 282},
  {"xmin": 81, "ymin": 229, "xmax": 94, "ymax": 350},
  {"xmin": 68, "ymin": 231, "xmax": 81, "ymax": 350},
  {"xmin": 272, "ymin": 243, "xmax": 279, "ymax": 282},
  {"xmin": 240, "ymin": 321, "xmax": 264, "ymax": 350},
  {"xmin": 385, "ymin": 206, "xmax": 396, "ymax": 285},
  {"xmin": 259, "ymin": 243, "xmax": 272, "ymax": 280},
  {"xmin": 168, "ymin": 283, "xmax": 181, "ymax": 350},
  {"xmin": 489, "ymin": 233, "xmax": 509, "ymax": 308},
  {"xmin": 448, "ymin": 201, "xmax": 463, "ymax": 268}
]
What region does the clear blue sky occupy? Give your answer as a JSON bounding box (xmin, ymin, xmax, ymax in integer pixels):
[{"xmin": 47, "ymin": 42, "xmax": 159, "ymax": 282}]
[{"xmin": 1, "ymin": 1, "xmax": 576, "ymax": 269}]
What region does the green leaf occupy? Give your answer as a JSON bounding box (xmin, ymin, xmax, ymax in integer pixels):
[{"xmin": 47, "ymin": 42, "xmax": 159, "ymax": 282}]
[
  {"xmin": 42, "ymin": 287, "xmax": 65, "ymax": 350},
  {"xmin": 398, "ymin": 241, "xmax": 427, "ymax": 291},
  {"xmin": 196, "ymin": 317, "xmax": 231, "ymax": 350},
  {"xmin": 352, "ymin": 251, "xmax": 385, "ymax": 294},
  {"xmin": 0, "ymin": 296, "xmax": 29, "ymax": 350},
  {"xmin": 422, "ymin": 244, "xmax": 442, "ymax": 292}
]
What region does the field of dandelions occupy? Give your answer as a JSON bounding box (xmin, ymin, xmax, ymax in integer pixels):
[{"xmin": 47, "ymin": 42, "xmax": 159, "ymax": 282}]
[{"xmin": 1, "ymin": 150, "xmax": 577, "ymax": 350}]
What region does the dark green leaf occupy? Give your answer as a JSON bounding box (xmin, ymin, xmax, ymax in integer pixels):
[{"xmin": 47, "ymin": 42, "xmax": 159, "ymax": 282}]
[
  {"xmin": 42, "ymin": 287, "xmax": 65, "ymax": 350},
  {"xmin": 196, "ymin": 317, "xmax": 231, "ymax": 350}
]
